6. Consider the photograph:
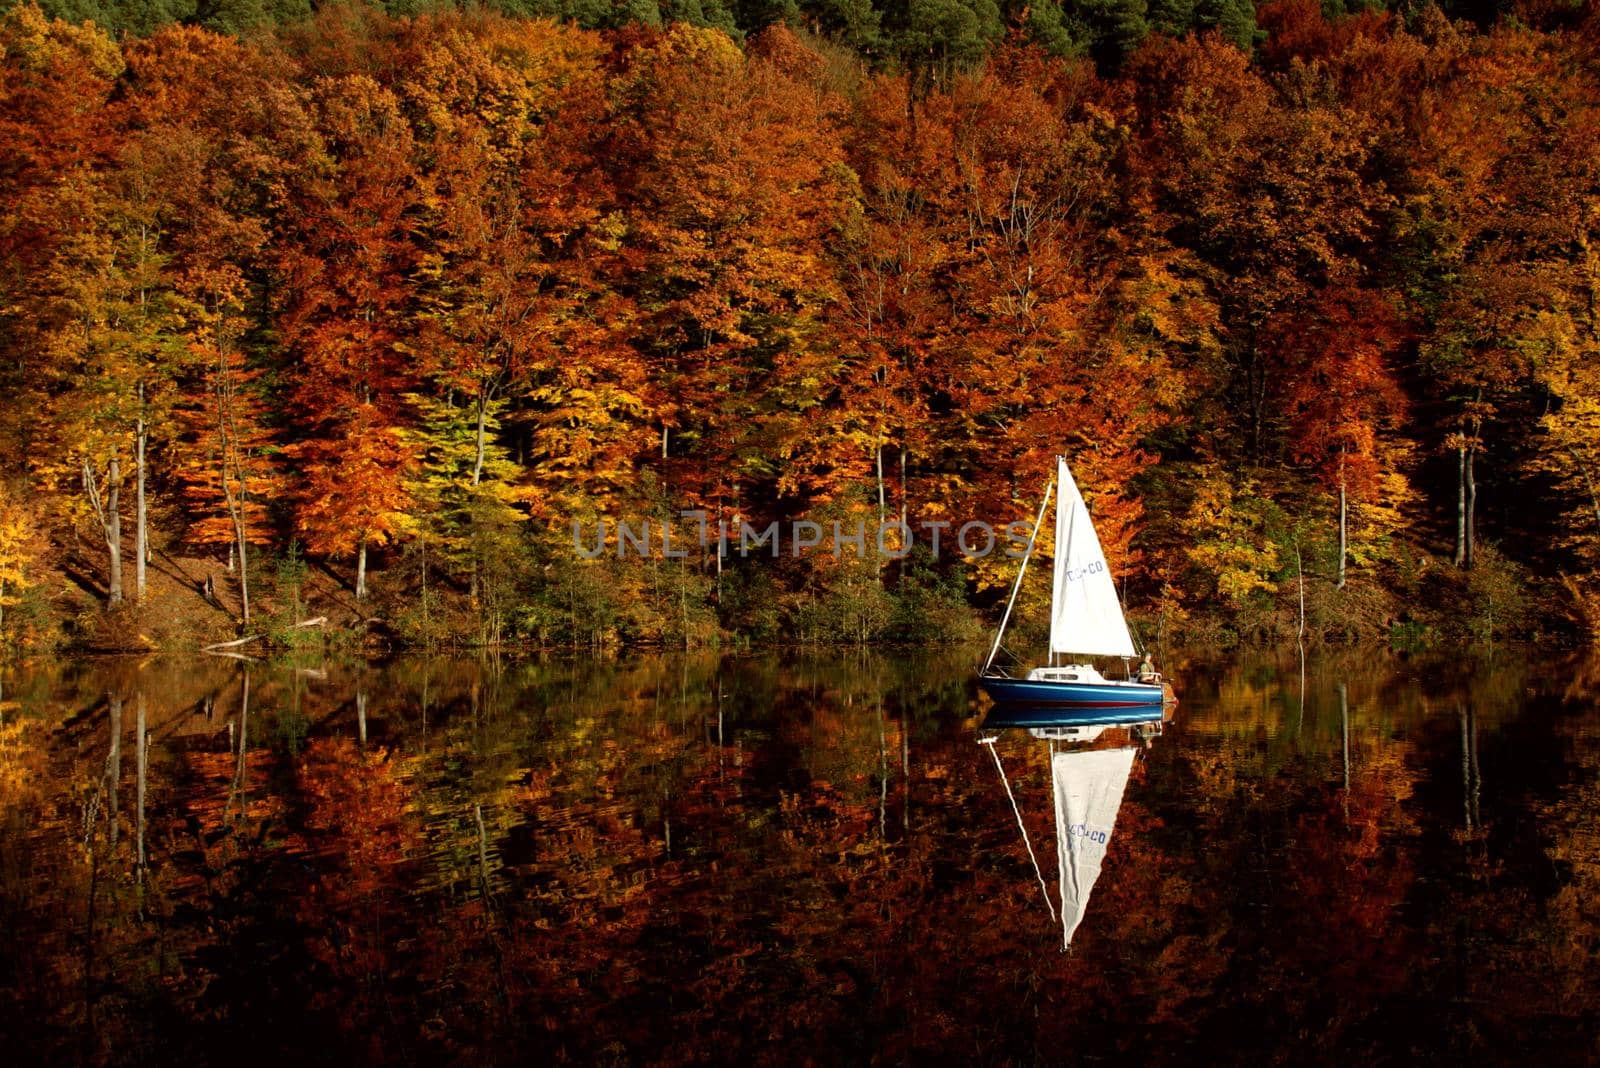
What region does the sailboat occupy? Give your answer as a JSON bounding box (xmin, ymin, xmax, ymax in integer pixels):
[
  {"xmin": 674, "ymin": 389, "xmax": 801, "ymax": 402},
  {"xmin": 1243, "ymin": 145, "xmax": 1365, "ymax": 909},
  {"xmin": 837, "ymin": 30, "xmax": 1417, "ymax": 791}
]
[{"xmin": 979, "ymin": 456, "xmax": 1164, "ymax": 716}]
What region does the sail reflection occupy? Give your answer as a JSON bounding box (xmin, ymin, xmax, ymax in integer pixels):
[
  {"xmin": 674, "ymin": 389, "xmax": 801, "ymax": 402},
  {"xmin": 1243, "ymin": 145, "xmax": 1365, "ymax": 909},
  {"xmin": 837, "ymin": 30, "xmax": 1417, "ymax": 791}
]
[{"xmin": 980, "ymin": 706, "xmax": 1165, "ymax": 948}]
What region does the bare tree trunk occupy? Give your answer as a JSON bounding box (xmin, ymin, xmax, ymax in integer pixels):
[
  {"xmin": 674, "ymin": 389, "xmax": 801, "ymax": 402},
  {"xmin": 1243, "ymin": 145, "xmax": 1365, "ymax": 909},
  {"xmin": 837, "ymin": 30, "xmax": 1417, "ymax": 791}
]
[
  {"xmin": 471, "ymin": 391, "xmax": 488, "ymax": 488},
  {"xmin": 1465, "ymin": 445, "xmax": 1477, "ymax": 570},
  {"xmin": 475, "ymin": 803, "xmax": 491, "ymax": 899},
  {"xmin": 1294, "ymin": 540, "xmax": 1305, "ymax": 643},
  {"xmin": 1459, "ymin": 702, "xmax": 1472, "ymax": 833},
  {"xmin": 1468, "ymin": 699, "xmax": 1480, "ymax": 828},
  {"xmin": 899, "ymin": 447, "xmax": 907, "ymax": 530},
  {"xmin": 875, "ymin": 444, "xmax": 886, "ymax": 527},
  {"xmin": 235, "ymin": 526, "xmax": 250, "ymax": 625},
  {"xmin": 356, "ymin": 538, "xmax": 368, "ymax": 602},
  {"xmin": 97, "ymin": 460, "xmax": 124, "ymax": 607},
  {"xmin": 899, "ymin": 447, "xmax": 908, "ymax": 580},
  {"xmin": 215, "ymin": 344, "xmax": 251, "ymax": 625},
  {"xmin": 1455, "ymin": 443, "xmax": 1467, "ymax": 568},
  {"xmin": 228, "ymin": 670, "xmax": 250, "ymax": 817},
  {"xmin": 83, "ymin": 459, "xmax": 125, "ymax": 606},
  {"xmin": 135, "ymin": 386, "xmax": 147, "ymax": 602},
  {"xmin": 1337, "ymin": 476, "xmax": 1347, "ymax": 590},
  {"xmin": 105, "ymin": 461, "xmax": 122, "ymax": 606}
]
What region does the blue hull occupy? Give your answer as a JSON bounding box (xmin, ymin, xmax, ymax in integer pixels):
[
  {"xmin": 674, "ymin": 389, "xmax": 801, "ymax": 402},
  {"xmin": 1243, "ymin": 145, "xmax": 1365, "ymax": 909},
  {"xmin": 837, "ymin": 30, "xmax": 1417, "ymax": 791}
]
[
  {"xmin": 979, "ymin": 676, "xmax": 1164, "ymax": 718},
  {"xmin": 981, "ymin": 703, "xmax": 1166, "ymax": 730}
]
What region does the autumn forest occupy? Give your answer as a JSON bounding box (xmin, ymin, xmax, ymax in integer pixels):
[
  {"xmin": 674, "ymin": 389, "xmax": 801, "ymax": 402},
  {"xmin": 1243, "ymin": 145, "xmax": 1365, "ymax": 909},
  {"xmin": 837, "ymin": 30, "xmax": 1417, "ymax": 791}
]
[{"xmin": 3, "ymin": 0, "xmax": 1600, "ymax": 653}]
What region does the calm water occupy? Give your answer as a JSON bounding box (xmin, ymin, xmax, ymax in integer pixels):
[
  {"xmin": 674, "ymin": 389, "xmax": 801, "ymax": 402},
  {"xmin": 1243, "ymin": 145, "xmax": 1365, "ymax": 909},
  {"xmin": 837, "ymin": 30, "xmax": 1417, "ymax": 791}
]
[{"xmin": 2, "ymin": 647, "xmax": 1599, "ymax": 1065}]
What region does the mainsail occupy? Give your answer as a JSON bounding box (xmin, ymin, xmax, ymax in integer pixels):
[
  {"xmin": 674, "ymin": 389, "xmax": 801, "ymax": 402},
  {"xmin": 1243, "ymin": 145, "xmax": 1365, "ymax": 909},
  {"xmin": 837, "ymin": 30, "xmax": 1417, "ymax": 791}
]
[
  {"xmin": 1048, "ymin": 457, "xmax": 1137, "ymax": 658},
  {"xmin": 1052, "ymin": 746, "xmax": 1137, "ymax": 947}
]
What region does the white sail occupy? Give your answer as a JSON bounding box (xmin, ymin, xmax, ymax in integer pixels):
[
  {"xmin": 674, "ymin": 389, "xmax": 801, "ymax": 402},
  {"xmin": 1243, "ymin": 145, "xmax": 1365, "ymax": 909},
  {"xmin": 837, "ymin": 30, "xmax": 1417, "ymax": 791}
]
[
  {"xmin": 1053, "ymin": 746, "xmax": 1137, "ymax": 947},
  {"xmin": 1049, "ymin": 457, "xmax": 1137, "ymax": 658}
]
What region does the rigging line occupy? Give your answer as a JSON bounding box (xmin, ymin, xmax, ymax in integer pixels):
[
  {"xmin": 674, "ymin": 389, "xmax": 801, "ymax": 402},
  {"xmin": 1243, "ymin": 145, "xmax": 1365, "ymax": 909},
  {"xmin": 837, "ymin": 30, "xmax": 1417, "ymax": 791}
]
[
  {"xmin": 983, "ymin": 474, "xmax": 1055, "ymax": 675},
  {"xmin": 981, "ymin": 737, "xmax": 1057, "ymax": 924}
]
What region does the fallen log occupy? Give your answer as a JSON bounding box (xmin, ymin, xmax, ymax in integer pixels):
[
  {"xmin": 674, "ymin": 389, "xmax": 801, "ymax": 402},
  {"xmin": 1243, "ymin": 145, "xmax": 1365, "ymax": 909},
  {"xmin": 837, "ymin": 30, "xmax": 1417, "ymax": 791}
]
[{"xmin": 202, "ymin": 634, "xmax": 262, "ymax": 652}]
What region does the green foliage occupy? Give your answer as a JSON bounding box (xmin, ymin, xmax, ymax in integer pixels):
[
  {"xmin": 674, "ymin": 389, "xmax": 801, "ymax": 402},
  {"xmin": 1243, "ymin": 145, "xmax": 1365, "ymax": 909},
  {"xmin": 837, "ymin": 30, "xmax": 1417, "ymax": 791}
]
[
  {"xmin": 718, "ymin": 561, "xmax": 784, "ymax": 643},
  {"xmin": 884, "ymin": 552, "xmax": 984, "ymax": 643},
  {"xmin": 1146, "ymin": 0, "xmax": 1195, "ymax": 36},
  {"xmin": 1184, "ymin": 468, "xmax": 1284, "ymax": 609},
  {"xmin": 22, "ymin": 0, "xmax": 196, "ymax": 35},
  {"xmin": 806, "ymin": 0, "xmax": 882, "ymax": 52},
  {"xmin": 1195, "ymin": 0, "xmax": 1257, "ymax": 50},
  {"xmin": 192, "ymin": 0, "xmax": 311, "ymax": 32},
  {"xmin": 1465, "ymin": 543, "xmax": 1530, "ymax": 648},
  {"xmin": 1018, "ymin": 1, "xmax": 1078, "ymax": 57},
  {"xmin": 1078, "ymin": 0, "xmax": 1149, "ymax": 67},
  {"xmin": 404, "ymin": 395, "xmax": 525, "ymax": 581},
  {"xmin": 882, "ymin": 0, "xmax": 1003, "ymax": 81}
]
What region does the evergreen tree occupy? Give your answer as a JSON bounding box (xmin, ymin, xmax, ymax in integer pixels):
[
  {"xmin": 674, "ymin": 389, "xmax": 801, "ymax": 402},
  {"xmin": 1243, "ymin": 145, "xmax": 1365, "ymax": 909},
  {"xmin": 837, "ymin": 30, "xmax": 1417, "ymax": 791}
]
[
  {"xmin": 663, "ymin": 0, "xmax": 741, "ymax": 37},
  {"xmin": 1196, "ymin": 0, "xmax": 1256, "ymax": 50},
  {"xmin": 1015, "ymin": 1, "xmax": 1078, "ymax": 57},
  {"xmin": 1079, "ymin": 0, "xmax": 1149, "ymax": 68},
  {"xmin": 882, "ymin": 0, "xmax": 1003, "ymax": 93},
  {"xmin": 734, "ymin": 0, "xmax": 799, "ymax": 34},
  {"xmin": 193, "ymin": 0, "xmax": 312, "ymax": 34},
  {"xmin": 1147, "ymin": 0, "xmax": 1195, "ymax": 36},
  {"xmin": 808, "ymin": 0, "xmax": 882, "ymax": 53}
]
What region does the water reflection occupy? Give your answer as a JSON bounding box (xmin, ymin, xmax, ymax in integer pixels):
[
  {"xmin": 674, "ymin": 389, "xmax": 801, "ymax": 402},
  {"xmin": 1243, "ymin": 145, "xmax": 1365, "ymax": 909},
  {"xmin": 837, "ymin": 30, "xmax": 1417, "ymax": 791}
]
[
  {"xmin": 0, "ymin": 648, "xmax": 1598, "ymax": 1063},
  {"xmin": 978, "ymin": 709, "xmax": 1165, "ymax": 949}
]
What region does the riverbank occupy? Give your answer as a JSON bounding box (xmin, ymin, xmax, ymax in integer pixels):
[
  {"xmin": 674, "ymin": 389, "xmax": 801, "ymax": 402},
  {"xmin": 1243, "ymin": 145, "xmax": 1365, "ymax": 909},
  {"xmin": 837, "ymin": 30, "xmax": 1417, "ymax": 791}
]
[{"xmin": 3, "ymin": 527, "xmax": 1592, "ymax": 658}]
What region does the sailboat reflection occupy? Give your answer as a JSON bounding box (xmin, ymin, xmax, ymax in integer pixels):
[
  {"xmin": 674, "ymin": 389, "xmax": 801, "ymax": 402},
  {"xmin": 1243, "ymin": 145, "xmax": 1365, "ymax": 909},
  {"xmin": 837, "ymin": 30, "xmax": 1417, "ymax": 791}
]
[{"xmin": 979, "ymin": 705, "xmax": 1166, "ymax": 949}]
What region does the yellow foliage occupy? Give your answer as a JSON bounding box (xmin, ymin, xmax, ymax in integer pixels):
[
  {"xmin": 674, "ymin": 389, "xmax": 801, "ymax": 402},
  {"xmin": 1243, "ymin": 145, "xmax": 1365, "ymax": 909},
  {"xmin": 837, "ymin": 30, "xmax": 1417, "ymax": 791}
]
[
  {"xmin": 1185, "ymin": 467, "xmax": 1281, "ymax": 606},
  {"xmin": 0, "ymin": 483, "xmax": 37, "ymax": 626},
  {"xmin": 1533, "ymin": 315, "xmax": 1600, "ymax": 568},
  {"xmin": 0, "ymin": 2, "xmax": 123, "ymax": 81}
]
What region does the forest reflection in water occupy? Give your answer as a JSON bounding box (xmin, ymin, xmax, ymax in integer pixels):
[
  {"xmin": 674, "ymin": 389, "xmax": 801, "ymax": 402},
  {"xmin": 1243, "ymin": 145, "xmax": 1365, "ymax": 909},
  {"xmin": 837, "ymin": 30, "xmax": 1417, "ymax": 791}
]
[{"xmin": 2, "ymin": 647, "xmax": 1600, "ymax": 1064}]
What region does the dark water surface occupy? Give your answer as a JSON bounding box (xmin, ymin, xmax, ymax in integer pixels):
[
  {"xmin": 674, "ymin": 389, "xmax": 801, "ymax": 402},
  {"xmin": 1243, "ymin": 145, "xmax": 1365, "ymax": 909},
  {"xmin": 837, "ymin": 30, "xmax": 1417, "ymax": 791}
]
[{"xmin": 2, "ymin": 648, "xmax": 1599, "ymax": 1065}]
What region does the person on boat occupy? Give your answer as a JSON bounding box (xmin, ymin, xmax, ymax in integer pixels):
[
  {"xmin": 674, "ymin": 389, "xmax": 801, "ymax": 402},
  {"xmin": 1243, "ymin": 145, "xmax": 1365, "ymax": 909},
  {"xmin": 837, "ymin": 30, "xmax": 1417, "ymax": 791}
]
[{"xmin": 1137, "ymin": 652, "xmax": 1160, "ymax": 684}]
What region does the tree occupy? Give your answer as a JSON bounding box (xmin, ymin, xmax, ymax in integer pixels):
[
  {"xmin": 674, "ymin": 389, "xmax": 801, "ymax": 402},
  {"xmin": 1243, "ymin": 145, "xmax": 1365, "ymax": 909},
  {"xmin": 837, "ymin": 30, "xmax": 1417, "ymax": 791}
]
[
  {"xmin": 178, "ymin": 339, "xmax": 281, "ymax": 623},
  {"xmin": 36, "ymin": 162, "xmax": 190, "ymax": 607},
  {"xmin": 1403, "ymin": 23, "xmax": 1560, "ymax": 570},
  {"xmin": 0, "ymin": 4, "xmax": 123, "ymax": 459},
  {"xmin": 1129, "ymin": 35, "xmax": 1389, "ymax": 465},
  {"xmin": 117, "ymin": 25, "xmax": 310, "ymax": 620},
  {"xmin": 609, "ymin": 24, "xmax": 854, "ymax": 512},
  {"xmin": 289, "ymin": 406, "xmax": 416, "ymax": 602},
  {"xmin": 1278, "ymin": 288, "xmax": 1407, "ymax": 588},
  {"xmin": 277, "ymin": 72, "xmax": 422, "ymax": 600}
]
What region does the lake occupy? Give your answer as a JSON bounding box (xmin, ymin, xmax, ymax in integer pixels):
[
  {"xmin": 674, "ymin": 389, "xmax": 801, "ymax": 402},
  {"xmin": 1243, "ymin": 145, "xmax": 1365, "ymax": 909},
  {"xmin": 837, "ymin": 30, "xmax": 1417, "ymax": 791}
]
[{"xmin": 2, "ymin": 647, "xmax": 1598, "ymax": 1064}]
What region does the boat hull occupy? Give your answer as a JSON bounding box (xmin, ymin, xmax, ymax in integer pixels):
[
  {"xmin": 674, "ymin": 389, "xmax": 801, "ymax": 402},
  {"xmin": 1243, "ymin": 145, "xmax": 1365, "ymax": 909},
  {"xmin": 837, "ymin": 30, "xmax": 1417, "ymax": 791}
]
[{"xmin": 979, "ymin": 675, "xmax": 1164, "ymax": 717}]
